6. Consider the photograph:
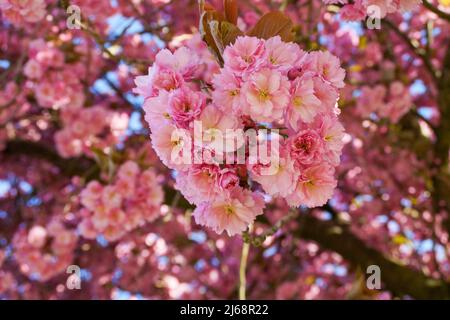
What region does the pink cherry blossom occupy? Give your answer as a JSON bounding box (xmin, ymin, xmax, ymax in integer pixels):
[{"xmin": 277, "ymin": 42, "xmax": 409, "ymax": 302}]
[
  {"xmin": 286, "ymin": 163, "xmax": 337, "ymax": 207},
  {"xmin": 134, "ymin": 65, "xmax": 184, "ymax": 98},
  {"xmin": 307, "ymin": 51, "xmax": 346, "ymax": 89},
  {"xmin": 193, "ymin": 189, "xmax": 265, "ymax": 236},
  {"xmin": 223, "ymin": 36, "xmax": 266, "ymax": 78},
  {"xmin": 288, "ymin": 128, "xmax": 325, "ymax": 167},
  {"xmin": 78, "ymin": 162, "xmax": 164, "ymax": 242},
  {"xmin": 143, "ymin": 91, "xmax": 173, "ymax": 130},
  {"xmin": 249, "ymin": 149, "xmax": 299, "ymax": 198},
  {"xmin": 0, "ymin": 0, "xmax": 46, "ymax": 25},
  {"xmin": 313, "ymin": 114, "xmax": 346, "ymax": 166},
  {"xmin": 154, "ymin": 47, "xmax": 200, "ymax": 80},
  {"xmin": 264, "ymin": 36, "xmax": 304, "ymax": 73},
  {"xmin": 241, "ymin": 68, "xmax": 290, "ymax": 122},
  {"xmin": 286, "ymin": 76, "xmax": 323, "ymax": 129},
  {"xmin": 151, "ymin": 124, "xmax": 192, "ymax": 171},
  {"xmin": 168, "ymin": 86, "xmax": 206, "ymax": 129},
  {"xmin": 212, "ymin": 68, "xmax": 244, "ymax": 115},
  {"xmin": 175, "ymin": 164, "xmax": 220, "ymax": 205}
]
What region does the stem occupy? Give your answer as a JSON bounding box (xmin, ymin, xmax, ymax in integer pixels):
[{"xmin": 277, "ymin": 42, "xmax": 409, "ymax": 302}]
[
  {"xmin": 243, "ymin": 209, "xmax": 299, "ymax": 246},
  {"xmin": 239, "ymin": 225, "xmax": 252, "ymax": 300},
  {"xmin": 171, "ymin": 191, "xmax": 181, "ymax": 209}
]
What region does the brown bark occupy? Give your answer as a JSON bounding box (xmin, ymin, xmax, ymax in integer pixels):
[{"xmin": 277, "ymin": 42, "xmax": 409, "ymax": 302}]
[{"xmin": 295, "ymin": 214, "xmax": 450, "ymax": 299}]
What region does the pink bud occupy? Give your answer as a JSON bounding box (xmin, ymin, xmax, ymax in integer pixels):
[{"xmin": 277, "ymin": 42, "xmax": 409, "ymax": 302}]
[{"xmin": 288, "ymin": 67, "xmax": 302, "ymax": 80}]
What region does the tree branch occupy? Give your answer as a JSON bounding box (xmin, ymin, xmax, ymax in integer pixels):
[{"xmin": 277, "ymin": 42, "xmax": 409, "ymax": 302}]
[
  {"xmin": 295, "ymin": 214, "xmax": 450, "ymax": 299},
  {"xmin": 432, "ymin": 39, "xmax": 450, "ymax": 231},
  {"xmin": 2, "ymin": 139, "xmax": 98, "ymax": 178},
  {"xmin": 382, "ymin": 19, "xmax": 439, "ymax": 83},
  {"xmin": 423, "ymin": 0, "xmax": 450, "ymax": 22}
]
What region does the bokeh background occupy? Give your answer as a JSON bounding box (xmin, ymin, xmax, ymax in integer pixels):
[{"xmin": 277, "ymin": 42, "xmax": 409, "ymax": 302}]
[{"xmin": 1, "ymin": 0, "xmax": 450, "ymax": 299}]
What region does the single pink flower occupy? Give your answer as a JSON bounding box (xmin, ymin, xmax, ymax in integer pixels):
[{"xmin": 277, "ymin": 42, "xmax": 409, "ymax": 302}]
[
  {"xmin": 212, "ymin": 68, "xmax": 243, "ymax": 115},
  {"xmin": 286, "ymin": 76, "xmax": 323, "ymax": 130},
  {"xmin": 288, "ymin": 128, "xmax": 324, "ymax": 167},
  {"xmin": 169, "ymin": 86, "xmax": 206, "ymax": 129},
  {"xmin": 133, "ymin": 66, "xmax": 184, "ymax": 99},
  {"xmin": 249, "ymin": 148, "xmax": 299, "ymax": 198},
  {"xmin": 143, "ymin": 91, "xmax": 172, "ymax": 130},
  {"xmin": 154, "ymin": 47, "xmax": 200, "ymax": 80},
  {"xmin": 241, "ymin": 68, "xmax": 290, "ymax": 122},
  {"xmin": 264, "ymin": 36, "xmax": 304, "ymax": 73},
  {"xmin": 307, "ymin": 51, "xmax": 346, "ymax": 89},
  {"xmin": 151, "ymin": 124, "xmax": 192, "ymax": 171},
  {"xmin": 117, "ymin": 161, "xmax": 140, "ymax": 181},
  {"xmin": 23, "ymin": 59, "xmax": 43, "ymax": 79},
  {"xmin": 102, "ymin": 185, "xmax": 123, "ymax": 210},
  {"xmin": 80, "ymin": 180, "xmax": 103, "ymax": 211},
  {"xmin": 217, "ymin": 168, "xmax": 240, "ymax": 191},
  {"xmin": 194, "ymin": 104, "xmax": 243, "ymax": 159},
  {"xmin": 286, "ymin": 163, "xmax": 337, "ymax": 208},
  {"xmin": 27, "ymin": 226, "xmax": 47, "ymax": 249},
  {"xmin": 193, "ymin": 189, "xmax": 265, "ymax": 236},
  {"xmin": 314, "ymin": 114, "xmax": 345, "ymax": 166},
  {"xmin": 223, "ymin": 36, "xmax": 266, "ymax": 78},
  {"xmin": 312, "ymin": 76, "xmax": 339, "ymax": 110},
  {"xmin": 175, "ymin": 164, "xmax": 220, "ymax": 205}
]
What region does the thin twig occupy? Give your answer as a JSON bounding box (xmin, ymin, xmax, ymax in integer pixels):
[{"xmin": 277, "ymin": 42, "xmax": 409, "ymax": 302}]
[
  {"xmin": 382, "ymin": 19, "xmax": 439, "ymax": 83},
  {"xmin": 243, "ymin": 210, "xmax": 299, "ymax": 246},
  {"xmin": 239, "ymin": 225, "xmax": 252, "ymax": 300}
]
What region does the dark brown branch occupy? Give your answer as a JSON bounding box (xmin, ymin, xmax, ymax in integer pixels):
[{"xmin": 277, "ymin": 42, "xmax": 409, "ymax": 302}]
[
  {"xmin": 432, "ymin": 39, "xmax": 450, "ymax": 231},
  {"xmin": 423, "ymin": 0, "xmax": 450, "ymax": 21},
  {"xmin": 2, "ymin": 139, "xmax": 98, "ymax": 178},
  {"xmin": 295, "ymin": 214, "xmax": 450, "ymax": 299},
  {"xmin": 382, "ymin": 19, "xmax": 438, "ymax": 83}
]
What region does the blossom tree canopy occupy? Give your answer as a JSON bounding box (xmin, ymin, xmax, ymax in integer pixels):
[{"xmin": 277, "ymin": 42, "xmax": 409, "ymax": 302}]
[{"xmin": 1, "ymin": 0, "xmax": 450, "ymax": 300}]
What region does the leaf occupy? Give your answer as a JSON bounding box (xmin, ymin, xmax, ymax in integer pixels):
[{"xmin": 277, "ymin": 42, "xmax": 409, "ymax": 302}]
[
  {"xmin": 208, "ymin": 20, "xmax": 224, "ymax": 54},
  {"xmin": 220, "ymin": 21, "xmax": 244, "ymax": 46},
  {"xmin": 247, "ymin": 11, "xmax": 294, "ymax": 42},
  {"xmin": 91, "ymin": 146, "xmax": 109, "ymax": 173},
  {"xmin": 210, "ymin": 20, "xmax": 243, "ymax": 52},
  {"xmin": 198, "ymin": 0, "xmax": 242, "ymax": 64},
  {"xmin": 224, "ymin": 0, "xmax": 238, "ymax": 24},
  {"xmin": 199, "ymin": 11, "xmax": 223, "ymax": 63}
]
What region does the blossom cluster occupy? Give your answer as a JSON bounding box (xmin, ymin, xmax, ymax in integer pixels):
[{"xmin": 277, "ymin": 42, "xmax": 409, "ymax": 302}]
[
  {"xmin": 0, "ymin": 0, "xmax": 46, "ymax": 25},
  {"xmin": 356, "ymin": 81, "xmax": 412, "ymax": 123},
  {"xmin": 12, "ymin": 218, "xmax": 78, "ymax": 281},
  {"xmin": 23, "ymin": 39, "xmax": 90, "ymax": 110},
  {"xmin": 54, "ymin": 104, "xmax": 129, "ymax": 158},
  {"xmin": 78, "ymin": 161, "xmax": 165, "ymax": 242},
  {"xmin": 0, "ymin": 81, "xmax": 28, "ymax": 148},
  {"xmin": 323, "ymin": 0, "xmax": 421, "ymax": 19},
  {"xmin": 135, "ymin": 35, "xmax": 346, "ymax": 236},
  {"xmin": 0, "ymin": 250, "xmax": 15, "ymax": 295}
]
